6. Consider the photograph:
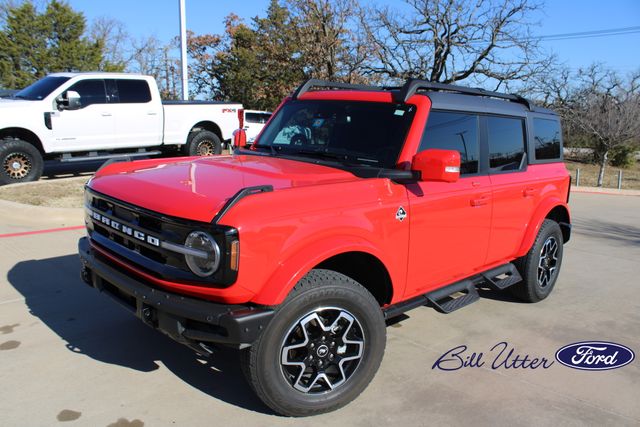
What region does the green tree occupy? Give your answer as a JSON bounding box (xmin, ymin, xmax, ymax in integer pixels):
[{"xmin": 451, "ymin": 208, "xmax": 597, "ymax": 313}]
[
  {"xmin": 0, "ymin": 0, "xmax": 118, "ymax": 89},
  {"xmin": 187, "ymin": 0, "xmax": 305, "ymax": 110},
  {"xmin": 251, "ymin": 0, "xmax": 305, "ymax": 109}
]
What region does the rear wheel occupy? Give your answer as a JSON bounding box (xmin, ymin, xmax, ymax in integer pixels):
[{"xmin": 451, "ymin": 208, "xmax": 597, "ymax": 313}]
[
  {"xmin": 510, "ymin": 219, "xmax": 564, "ymax": 302},
  {"xmin": 0, "ymin": 139, "xmax": 44, "ymax": 185},
  {"xmin": 241, "ymin": 269, "xmax": 386, "ymax": 417},
  {"xmin": 184, "ymin": 130, "xmax": 222, "ymax": 156}
]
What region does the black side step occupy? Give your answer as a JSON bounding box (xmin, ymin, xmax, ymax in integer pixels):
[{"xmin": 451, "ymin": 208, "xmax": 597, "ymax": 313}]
[
  {"xmin": 426, "ymin": 279, "xmax": 479, "ymax": 314},
  {"xmin": 383, "ymin": 278, "xmax": 480, "ymax": 318},
  {"xmin": 382, "ymin": 262, "xmax": 522, "ymax": 319},
  {"xmin": 481, "ymin": 263, "xmax": 522, "ymax": 290}
]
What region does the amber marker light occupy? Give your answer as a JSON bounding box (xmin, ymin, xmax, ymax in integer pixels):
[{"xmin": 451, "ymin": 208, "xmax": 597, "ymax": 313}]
[{"xmin": 230, "ymin": 240, "xmax": 240, "ymax": 271}]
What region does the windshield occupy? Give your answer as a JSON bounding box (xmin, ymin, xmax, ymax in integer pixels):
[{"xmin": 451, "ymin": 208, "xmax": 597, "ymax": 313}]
[
  {"xmin": 13, "ymin": 76, "xmax": 70, "ymax": 100},
  {"xmin": 255, "ymin": 100, "xmax": 416, "ymax": 169}
]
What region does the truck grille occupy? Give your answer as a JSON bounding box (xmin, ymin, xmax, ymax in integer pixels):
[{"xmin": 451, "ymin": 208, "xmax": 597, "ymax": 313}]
[{"xmin": 84, "ymin": 188, "xmax": 235, "ymax": 286}]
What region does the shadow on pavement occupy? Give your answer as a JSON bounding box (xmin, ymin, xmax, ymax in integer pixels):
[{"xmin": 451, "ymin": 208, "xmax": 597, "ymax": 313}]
[
  {"xmin": 572, "ymin": 217, "xmax": 640, "ymax": 246},
  {"xmin": 7, "ymin": 254, "xmax": 272, "ymax": 415},
  {"xmin": 476, "ymin": 287, "xmax": 524, "ymax": 303}
]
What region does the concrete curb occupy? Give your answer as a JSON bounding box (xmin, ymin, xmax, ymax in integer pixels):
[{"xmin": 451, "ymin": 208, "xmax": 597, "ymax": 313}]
[
  {"xmin": 572, "ymin": 186, "xmax": 640, "ymax": 196},
  {"xmin": 0, "ymin": 175, "xmax": 89, "ymax": 188}
]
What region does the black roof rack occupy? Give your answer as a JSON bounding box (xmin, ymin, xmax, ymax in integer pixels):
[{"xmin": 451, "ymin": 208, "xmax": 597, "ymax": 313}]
[
  {"xmin": 291, "ymin": 78, "xmax": 534, "ymax": 111},
  {"xmin": 291, "ymin": 79, "xmax": 384, "ymax": 99},
  {"xmin": 396, "ymin": 78, "xmax": 533, "ymax": 110}
]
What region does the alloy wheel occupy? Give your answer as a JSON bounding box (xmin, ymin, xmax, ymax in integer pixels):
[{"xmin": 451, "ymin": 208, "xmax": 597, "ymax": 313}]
[
  {"xmin": 3, "ymin": 153, "xmax": 31, "ymax": 180},
  {"xmin": 280, "ymin": 307, "xmax": 365, "ymax": 393},
  {"xmin": 537, "ymin": 236, "xmax": 558, "ymax": 288},
  {"xmin": 196, "ymin": 140, "xmax": 215, "ymax": 156}
]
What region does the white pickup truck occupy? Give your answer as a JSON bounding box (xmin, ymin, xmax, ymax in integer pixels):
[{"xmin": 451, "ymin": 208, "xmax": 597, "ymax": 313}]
[{"xmin": 0, "ymin": 72, "xmax": 243, "ymax": 184}]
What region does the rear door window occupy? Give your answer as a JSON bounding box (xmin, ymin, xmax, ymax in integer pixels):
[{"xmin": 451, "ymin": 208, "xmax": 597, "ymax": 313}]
[
  {"xmin": 533, "ymin": 118, "xmax": 562, "ymax": 160},
  {"xmin": 115, "ymin": 79, "xmax": 152, "ymax": 103},
  {"xmin": 487, "ymin": 116, "xmax": 526, "ymax": 172},
  {"xmin": 419, "ymin": 111, "xmax": 480, "ymax": 175}
]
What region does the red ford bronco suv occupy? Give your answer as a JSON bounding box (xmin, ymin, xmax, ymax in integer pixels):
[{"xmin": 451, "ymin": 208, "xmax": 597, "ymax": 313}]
[{"xmin": 78, "ymin": 79, "xmax": 571, "ymax": 416}]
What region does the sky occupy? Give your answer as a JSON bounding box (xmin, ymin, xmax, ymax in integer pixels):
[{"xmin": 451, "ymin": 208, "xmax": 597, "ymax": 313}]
[{"xmin": 66, "ymin": 0, "xmax": 640, "ymax": 74}]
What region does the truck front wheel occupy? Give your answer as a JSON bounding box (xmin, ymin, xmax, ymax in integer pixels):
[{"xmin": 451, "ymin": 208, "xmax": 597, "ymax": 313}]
[
  {"xmin": 241, "ymin": 269, "xmax": 386, "ymax": 417},
  {"xmin": 0, "ymin": 139, "xmax": 44, "ymax": 185},
  {"xmin": 184, "ymin": 130, "xmax": 222, "ymax": 156}
]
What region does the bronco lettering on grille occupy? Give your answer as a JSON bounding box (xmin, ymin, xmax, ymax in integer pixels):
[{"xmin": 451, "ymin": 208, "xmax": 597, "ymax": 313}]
[{"xmin": 89, "ymin": 209, "xmax": 161, "ymax": 247}]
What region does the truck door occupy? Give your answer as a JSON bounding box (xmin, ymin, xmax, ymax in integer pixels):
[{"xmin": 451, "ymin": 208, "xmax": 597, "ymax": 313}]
[
  {"xmin": 51, "ymin": 79, "xmax": 116, "ymax": 151},
  {"xmin": 484, "ymin": 115, "xmax": 539, "ymax": 264},
  {"xmin": 405, "ymin": 111, "xmax": 492, "ymax": 297},
  {"xmin": 109, "ymin": 79, "xmax": 163, "ymax": 147}
]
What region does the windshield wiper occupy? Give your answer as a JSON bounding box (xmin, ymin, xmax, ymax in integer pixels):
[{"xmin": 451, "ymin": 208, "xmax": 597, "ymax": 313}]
[
  {"xmin": 251, "ymin": 144, "xmax": 279, "ymax": 156},
  {"xmin": 285, "ymin": 147, "xmax": 381, "ymax": 166}
]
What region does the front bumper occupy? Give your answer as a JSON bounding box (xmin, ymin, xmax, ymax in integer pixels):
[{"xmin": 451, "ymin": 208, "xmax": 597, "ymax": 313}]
[{"xmin": 78, "ymin": 237, "xmax": 273, "ymax": 349}]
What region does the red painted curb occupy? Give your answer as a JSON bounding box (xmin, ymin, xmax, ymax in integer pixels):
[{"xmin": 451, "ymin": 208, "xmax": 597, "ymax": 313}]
[{"xmin": 0, "ymin": 225, "xmax": 85, "ymax": 239}]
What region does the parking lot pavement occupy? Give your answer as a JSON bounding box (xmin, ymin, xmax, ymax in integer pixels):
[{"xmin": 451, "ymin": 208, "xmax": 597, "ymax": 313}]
[{"xmin": 0, "ymin": 192, "xmax": 639, "ymax": 426}]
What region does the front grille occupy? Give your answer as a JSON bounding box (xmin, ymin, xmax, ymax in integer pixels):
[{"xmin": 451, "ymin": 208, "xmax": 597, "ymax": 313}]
[{"xmin": 84, "ymin": 188, "xmax": 238, "ymax": 287}]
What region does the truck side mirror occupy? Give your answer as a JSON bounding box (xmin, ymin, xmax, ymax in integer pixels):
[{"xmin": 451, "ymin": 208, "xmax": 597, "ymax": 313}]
[
  {"xmin": 412, "ymin": 149, "xmax": 460, "ymax": 183},
  {"xmin": 56, "ymin": 90, "xmax": 81, "ymax": 111},
  {"xmin": 232, "ymin": 128, "xmax": 248, "ymax": 148}
]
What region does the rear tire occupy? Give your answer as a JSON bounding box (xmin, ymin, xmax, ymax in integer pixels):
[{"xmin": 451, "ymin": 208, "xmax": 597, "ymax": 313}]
[
  {"xmin": 241, "ymin": 269, "xmax": 386, "ymax": 417},
  {"xmin": 0, "ymin": 139, "xmax": 44, "ymax": 185},
  {"xmin": 184, "ymin": 130, "xmax": 222, "ymax": 156},
  {"xmin": 510, "ymin": 219, "xmax": 564, "ymax": 303}
]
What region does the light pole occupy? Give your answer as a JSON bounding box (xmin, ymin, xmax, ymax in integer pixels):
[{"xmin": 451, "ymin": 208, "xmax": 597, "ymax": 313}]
[{"xmin": 179, "ymin": 0, "xmax": 188, "ymax": 100}]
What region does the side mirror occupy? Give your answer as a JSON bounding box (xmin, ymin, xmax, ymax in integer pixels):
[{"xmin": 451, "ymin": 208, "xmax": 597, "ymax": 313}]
[
  {"xmin": 232, "ymin": 128, "xmax": 247, "ymax": 148},
  {"xmin": 412, "ymin": 149, "xmax": 460, "ymax": 183},
  {"xmin": 56, "ymin": 90, "xmax": 81, "ymax": 111}
]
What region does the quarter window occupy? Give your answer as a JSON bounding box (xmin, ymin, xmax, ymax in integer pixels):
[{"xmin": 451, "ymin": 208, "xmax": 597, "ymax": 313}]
[
  {"xmin": 66, "ymin": 79, "xmax": 107, "ymax": 107},
  {"xmin": 533, "ymin": 118, "xmax": 562, "ymax": 160},
  {"xmin": 487, "ymin": 116, "xmax": 526, "ymax": 172},
  {"xmin": 419, "ymin": 111, "xmax": 479, "ymax": 175}
]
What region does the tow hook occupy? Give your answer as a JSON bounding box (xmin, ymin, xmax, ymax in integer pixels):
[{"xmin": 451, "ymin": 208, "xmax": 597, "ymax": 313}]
[{"xmin": 80, "ymin": 264, "xmax": 92, "ymax": 286}]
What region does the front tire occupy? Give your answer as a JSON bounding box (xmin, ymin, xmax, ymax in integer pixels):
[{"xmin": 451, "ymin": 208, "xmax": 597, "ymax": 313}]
[
  {"xmin": 0, "ymin": 139, "xmax": 44, "ymax": 185},
  {"xmin": 241, "ymin": 269, "xmax": 386, "ymax": 417},
  {"xmin": 184, "ymin": 130, "xmax": 222, "ymax": 156},
  {"xmin": 510, "ymin": 219, "xmax": 564, "ymax": 302}
]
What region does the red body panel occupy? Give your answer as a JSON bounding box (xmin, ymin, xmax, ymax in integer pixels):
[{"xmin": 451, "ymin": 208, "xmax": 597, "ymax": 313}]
[
  {"xmin": 87, "ymin": 89, "xmax": 571, "ymax": 306},
  {"xmin": 405, "ymin": 175, "xmax": 493, "ymax": 297},
  {"xmin": 90, "ymin": 154, "xmax": 358, "ymax": 222}
]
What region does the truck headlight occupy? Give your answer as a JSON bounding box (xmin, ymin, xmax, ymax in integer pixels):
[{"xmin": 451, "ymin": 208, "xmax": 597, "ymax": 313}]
[{"xmin": 184, "ymin": 231, "xmax": 220, "ymax": 277}]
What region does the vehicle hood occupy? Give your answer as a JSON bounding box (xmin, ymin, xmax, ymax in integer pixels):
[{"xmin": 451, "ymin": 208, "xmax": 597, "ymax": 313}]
[
  {"xmin": 88, "ymin": 154, "xmax": 360, "ymax": 223},
  {"xmin": 0, "ymin": 98, "xmax": 36, "ymax": 108}
]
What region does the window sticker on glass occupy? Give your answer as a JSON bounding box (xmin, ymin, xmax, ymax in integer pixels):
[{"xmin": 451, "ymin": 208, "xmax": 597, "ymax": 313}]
[
  {"xmin": 394, "ymin": 109, "xmax": 406, "ymax": 116},
  {"xmin": 312, "ymin": 118, "xmax": 325, "ymax": 127}
]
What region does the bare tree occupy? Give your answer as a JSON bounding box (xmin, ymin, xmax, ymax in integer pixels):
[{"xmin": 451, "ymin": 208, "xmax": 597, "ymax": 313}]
[
  {"xmin": 90, "ymin": 16, "xmax": 129, "ymax": 70},
  {"xmin": 564, "ymin": 65, "xmax": 640, "ymax": 186},
  {"xmin": 129, "ymin": 35, "xmax": 163, "ymax": 75},
  {"xmin": 128, "ymin": 35, "xmax": 180, "ymax": 99},
  {"xmin": 359, "ymin": 0, "xmax": 553, "ymax": 88}
]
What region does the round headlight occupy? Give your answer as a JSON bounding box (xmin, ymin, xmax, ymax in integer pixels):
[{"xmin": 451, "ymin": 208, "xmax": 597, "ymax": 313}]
[{"xmin": 184, "ymin": 231, "xmax": 220, "ymax": 277}]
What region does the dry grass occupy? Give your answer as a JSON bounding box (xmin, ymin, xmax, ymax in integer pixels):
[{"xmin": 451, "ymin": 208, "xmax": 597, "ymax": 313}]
[
  {"xmin": 0, "ymin": 177, "xmax": 89, "ymax": 208},
  {"xmin": 565, "ymin": 159, "xmax": 640, "ymax": 190}
]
